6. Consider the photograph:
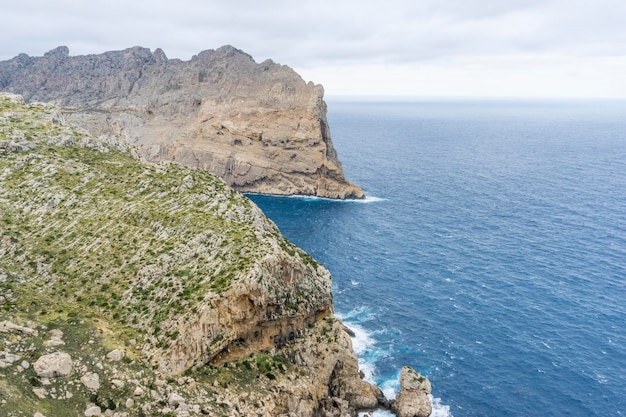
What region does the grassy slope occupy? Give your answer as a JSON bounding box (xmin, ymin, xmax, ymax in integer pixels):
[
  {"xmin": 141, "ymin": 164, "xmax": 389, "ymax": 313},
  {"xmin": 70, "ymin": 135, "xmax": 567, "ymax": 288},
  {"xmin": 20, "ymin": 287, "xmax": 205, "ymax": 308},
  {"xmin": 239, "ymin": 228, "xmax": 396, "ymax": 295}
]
[
  {"xmin": 0, "ymin": 93, "xmax": 276, "ymax": 336},
  {"xmin": 0, "ymin": 94, "xmax": 310, "ymax": 416}
]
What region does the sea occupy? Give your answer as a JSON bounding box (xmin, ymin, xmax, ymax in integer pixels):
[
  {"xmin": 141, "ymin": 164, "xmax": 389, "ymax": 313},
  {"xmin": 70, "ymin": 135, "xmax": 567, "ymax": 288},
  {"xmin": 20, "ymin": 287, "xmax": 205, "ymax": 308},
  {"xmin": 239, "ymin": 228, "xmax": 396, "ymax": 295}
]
[{"xmin": 247, "ymin": 98, "xmax": 626, "ymax": 417}]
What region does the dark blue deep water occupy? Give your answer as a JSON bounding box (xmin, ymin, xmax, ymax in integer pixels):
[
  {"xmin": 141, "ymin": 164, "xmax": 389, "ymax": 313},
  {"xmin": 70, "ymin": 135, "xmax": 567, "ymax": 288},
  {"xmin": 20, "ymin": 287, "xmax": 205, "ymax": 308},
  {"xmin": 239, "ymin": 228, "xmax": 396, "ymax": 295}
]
[{"xmin": 248, "ymin": 99, "xmax": 626, "ymax": 417}]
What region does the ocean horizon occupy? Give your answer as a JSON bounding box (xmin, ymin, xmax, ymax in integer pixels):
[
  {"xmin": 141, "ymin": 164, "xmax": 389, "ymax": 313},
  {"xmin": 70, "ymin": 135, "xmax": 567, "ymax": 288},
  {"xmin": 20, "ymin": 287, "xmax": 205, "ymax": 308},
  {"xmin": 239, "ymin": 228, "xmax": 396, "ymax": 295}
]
[{"xmin": 249, "ymin": 98, "xmax": 626, "ymax": 417}]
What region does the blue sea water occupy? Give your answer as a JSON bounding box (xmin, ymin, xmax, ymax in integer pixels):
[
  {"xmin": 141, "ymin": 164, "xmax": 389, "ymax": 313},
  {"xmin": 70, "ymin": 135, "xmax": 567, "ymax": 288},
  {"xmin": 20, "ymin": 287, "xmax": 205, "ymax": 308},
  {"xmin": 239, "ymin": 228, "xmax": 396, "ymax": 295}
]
[{"xmin": 248, "ymin": 99, "xmax": 626, "ymax": 417}]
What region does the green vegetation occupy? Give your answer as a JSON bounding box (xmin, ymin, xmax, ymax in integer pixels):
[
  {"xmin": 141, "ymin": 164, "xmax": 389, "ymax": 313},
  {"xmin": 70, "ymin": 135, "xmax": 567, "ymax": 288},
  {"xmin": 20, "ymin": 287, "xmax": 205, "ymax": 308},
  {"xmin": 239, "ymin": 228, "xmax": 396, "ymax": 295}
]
[
  {"xmin": 0, "ymin": 93, "xmax": 277, "ymax": 353},
  {"xmin": 0, "ymin": 311, "xmax": 151, "ymax": 417},
  {"xmin": 190, "ymin": 353, "xmax": 291, "ymax": 390},
  {"xmin": 0, "ymin": 93, "xmax": 331, "ymax": 417},
  {"xmin": 279, "ymin": 236, "xmax": 319, "ymax": 269}
]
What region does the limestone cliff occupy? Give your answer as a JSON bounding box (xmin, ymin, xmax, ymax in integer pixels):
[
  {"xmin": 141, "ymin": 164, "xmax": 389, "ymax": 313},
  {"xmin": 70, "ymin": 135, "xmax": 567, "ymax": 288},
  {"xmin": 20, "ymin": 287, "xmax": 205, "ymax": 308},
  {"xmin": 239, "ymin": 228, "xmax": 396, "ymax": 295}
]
[
  {"xmin": 0, "ymin": 45, "xmax": 364, "ymax": 199},
  {"xmin": 0, "ymin": 93, "xmax": 382, "ymax": 416}
]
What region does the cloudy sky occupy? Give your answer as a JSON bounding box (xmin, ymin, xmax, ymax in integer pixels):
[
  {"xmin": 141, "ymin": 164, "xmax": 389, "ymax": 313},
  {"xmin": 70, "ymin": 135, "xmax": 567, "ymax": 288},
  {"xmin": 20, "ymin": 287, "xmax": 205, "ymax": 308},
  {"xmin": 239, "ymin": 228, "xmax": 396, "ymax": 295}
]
[{"xmin": 2, "ymin": 0, "xmax": 625, "ymax": 98}]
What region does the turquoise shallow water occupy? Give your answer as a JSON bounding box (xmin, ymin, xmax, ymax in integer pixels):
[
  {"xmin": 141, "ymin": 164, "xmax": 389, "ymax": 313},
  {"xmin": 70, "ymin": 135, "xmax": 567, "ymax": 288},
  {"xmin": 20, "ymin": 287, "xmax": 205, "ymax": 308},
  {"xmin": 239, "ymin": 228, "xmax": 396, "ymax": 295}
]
[{"xmin": 248, "ymin": 99, "xmax": 626, "ymax": 417}]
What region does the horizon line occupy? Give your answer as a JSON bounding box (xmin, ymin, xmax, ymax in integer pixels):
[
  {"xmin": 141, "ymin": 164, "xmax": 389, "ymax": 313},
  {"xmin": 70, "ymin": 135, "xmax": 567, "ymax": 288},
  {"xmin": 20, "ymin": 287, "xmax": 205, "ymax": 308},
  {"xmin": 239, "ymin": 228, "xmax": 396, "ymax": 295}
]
[{"xmin": 324, "ymin": 94, "xmax": 626, "ymax": 102}]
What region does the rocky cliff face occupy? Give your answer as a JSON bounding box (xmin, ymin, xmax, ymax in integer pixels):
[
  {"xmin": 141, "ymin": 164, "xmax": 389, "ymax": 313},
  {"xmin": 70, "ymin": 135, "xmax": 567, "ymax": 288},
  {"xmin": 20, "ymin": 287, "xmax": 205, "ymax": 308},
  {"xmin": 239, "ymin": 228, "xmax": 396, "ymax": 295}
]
[
  {"xmin": 0, "ymin": 93, "xmax": 383, "ymax": 416},
  {"xmin": 0, "ymin": 46, "xmax": 364, "ymax": 199}
]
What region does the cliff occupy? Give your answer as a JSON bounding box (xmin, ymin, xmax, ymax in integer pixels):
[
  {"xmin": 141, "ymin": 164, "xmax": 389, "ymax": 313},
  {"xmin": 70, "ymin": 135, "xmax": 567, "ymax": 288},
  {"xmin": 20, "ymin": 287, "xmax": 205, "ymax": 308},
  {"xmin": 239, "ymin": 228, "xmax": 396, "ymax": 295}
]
[
  {"xmin": 0, "ymin": 93, "xmax": 383, "ymax": 416},
  {"xmin": 0, "ymin": 45, "xmax": 364, "ymax": 200}
]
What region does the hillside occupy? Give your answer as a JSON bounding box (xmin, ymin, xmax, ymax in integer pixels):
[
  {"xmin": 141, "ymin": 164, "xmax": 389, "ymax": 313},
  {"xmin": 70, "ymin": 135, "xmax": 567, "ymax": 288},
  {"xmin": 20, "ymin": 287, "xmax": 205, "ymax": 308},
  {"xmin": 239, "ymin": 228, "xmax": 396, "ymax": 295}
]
[{"xmin": 0, "ymin": 93, "xmax": 384, "ymax": 416}]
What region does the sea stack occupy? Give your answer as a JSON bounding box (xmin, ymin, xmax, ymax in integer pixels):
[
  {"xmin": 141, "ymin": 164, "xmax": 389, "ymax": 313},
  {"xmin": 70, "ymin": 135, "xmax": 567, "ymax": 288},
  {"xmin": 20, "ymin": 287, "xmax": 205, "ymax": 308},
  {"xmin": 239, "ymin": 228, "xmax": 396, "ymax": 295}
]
[
  {"xmin": 392, "ymin": 366, "xmax": 433, "ymax": 417},
  {"xmin": 0, "ymin": 45, "xmax": 364, "ymax": 199}
]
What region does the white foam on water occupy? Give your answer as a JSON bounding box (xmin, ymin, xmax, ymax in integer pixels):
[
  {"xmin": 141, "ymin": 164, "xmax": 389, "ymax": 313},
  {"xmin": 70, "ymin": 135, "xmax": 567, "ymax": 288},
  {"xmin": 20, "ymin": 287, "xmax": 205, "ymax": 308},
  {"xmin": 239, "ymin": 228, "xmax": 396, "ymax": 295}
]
[
  {"xmin": 339, "ymin": 310, "xmax": 453, "ymax": 417},
  {"xmin": 358, "ymin": 410, "xmax": 395, "ymax": 417},
  {"xmin": 360, "ymin": 195, "xmax": 386, "ymax": 203},
  {"xmin": 245, "ymin": 192, "xmax": 385, "ymax": 203},
  {"xmin": 344, "ymin": 322, "xmax": 378, "ymax": 381},
  {"xmin": 296, "ymin": 194, "xmax": 385, "ymax": 204},
  {"xmin": 379, "ymin": 375, "xmax": 400, "ymax": 400},
  {"xmin": 337, "ymin": 306, "xmax": 376, "ymax": 321},
  {"xmin": 429, "ymin": 395, "xmax": 454, "ymax": 417}
]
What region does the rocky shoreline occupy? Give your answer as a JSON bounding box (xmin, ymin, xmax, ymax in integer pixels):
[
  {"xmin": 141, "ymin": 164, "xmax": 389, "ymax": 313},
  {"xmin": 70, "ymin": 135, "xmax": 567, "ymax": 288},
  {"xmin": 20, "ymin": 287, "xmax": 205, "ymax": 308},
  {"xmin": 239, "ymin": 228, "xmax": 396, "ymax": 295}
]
[{"xmin": 1, "ymin": 316, "xmax": 430, "ymax": 417}]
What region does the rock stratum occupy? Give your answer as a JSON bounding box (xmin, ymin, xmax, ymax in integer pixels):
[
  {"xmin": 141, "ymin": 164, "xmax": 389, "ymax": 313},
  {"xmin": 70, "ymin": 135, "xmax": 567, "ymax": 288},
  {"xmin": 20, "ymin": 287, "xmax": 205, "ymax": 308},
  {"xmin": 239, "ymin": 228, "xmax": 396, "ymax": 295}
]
[
  {"xmin": 0, "ymin": 94, "xmax": 432, "ymax": 416},
  {"xmin": 0, "ymin": 45, "xmax": 364, "ymax": 199}
]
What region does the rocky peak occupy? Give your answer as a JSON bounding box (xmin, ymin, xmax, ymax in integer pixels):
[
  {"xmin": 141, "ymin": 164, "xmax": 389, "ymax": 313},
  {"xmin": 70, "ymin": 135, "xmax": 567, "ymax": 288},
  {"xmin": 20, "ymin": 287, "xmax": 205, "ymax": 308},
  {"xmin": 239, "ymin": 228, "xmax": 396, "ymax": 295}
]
[
  {"xmin": 153, "ymin": 47, "xmax": 168, "ymax": 64},
  {"xmin": 44, "ymin": 45, "xmax": 70, "ymax": 58}
]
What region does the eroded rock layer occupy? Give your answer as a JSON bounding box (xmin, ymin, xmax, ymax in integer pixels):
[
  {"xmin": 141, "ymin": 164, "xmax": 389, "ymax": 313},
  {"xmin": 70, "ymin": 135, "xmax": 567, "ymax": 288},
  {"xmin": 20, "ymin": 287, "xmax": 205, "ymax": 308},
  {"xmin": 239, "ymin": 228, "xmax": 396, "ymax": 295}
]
[{"xmin": 0, "ymin": 45, "xmax": 364, "ymax": 199}]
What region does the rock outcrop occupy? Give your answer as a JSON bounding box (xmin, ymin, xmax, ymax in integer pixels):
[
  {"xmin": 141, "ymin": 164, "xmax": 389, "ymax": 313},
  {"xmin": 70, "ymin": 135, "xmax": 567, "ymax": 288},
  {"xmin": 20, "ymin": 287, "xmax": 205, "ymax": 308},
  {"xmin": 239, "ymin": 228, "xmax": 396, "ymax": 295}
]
[
  {"xmin": 0, "ymin": 45, "xmax": 364, "ymax": 199},
  {"xmin": 33, "ymin": 352, "xmax": 73, "ymax": 379},
  {"xmin": 392, "ymin": 366, "xmax": 433, "ymax": 417},
  {"xmin": 0, "ymin": 93, "xmax": 380, "ymax": 416}
]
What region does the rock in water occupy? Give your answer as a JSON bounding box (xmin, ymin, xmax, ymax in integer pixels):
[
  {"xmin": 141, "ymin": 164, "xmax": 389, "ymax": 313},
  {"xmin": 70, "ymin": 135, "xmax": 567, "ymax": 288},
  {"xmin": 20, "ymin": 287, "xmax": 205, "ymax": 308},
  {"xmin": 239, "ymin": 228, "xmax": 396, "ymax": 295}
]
[
  {"xmin": 392, "ymin": 366, "xmax": 432, "ymax": 417},
  {"xmin": 0, "ymin": 45, "xmax": 364, "ymax": 199}
]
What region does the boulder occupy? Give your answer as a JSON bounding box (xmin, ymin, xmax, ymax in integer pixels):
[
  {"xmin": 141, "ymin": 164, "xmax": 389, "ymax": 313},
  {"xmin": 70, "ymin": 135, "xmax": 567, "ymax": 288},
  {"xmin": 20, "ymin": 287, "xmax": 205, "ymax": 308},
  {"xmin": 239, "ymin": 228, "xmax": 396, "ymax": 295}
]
[
  {"xmin": 80, "ymin": 372, "xmax": 100, "ymax": 392},
  {"xmin": 32, "ymin": 388, "xmax": 47, "ymax": 399},
  {"xmin": 111, "ymin": 379, "xmax": 125, "ymax": 389},
  {"xmin": 33, "ymin": 352, "xmax": 73, "ymax": 378},
  {"xmin": 106, "ymin": 349, "xmax": 125, "ymax": 361},
  {"xmin": 43, "ymin": 329, "xmax": 65, "ymax": 347},
  {"xmin": 0, "ymin": 352, "xmax": 21, "ymax": 368},
  {"xmin": 0, "ymin": 320, "xmax": 37, "ymax": 336},
  {"xmin": 168, "ymin": 392, "xmax": 186, "ymax": 406},
  {"xmin": 84, "ymin": 405, "xmax": 102, "ymax": 416}
]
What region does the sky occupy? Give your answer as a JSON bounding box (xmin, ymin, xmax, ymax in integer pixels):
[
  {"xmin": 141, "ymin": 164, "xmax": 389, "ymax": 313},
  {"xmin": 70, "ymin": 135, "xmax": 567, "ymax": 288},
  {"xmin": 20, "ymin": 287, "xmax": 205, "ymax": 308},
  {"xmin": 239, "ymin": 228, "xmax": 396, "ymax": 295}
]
[{"xmin": 2, "ymin": 0, "xmax": 626, "ymax": 99}]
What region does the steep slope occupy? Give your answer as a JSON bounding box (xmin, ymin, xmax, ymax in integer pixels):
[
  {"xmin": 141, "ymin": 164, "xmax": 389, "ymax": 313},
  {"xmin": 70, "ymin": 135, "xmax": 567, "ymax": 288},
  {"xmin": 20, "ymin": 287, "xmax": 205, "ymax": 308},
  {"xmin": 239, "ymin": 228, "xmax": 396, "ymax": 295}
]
[
  {"xmin": 0, "ymin": 46, "xmax": 364, "ymax": 199},
  {"xmin": 0, "ymin": 93, "xmax": 383, "ymax": 416}
]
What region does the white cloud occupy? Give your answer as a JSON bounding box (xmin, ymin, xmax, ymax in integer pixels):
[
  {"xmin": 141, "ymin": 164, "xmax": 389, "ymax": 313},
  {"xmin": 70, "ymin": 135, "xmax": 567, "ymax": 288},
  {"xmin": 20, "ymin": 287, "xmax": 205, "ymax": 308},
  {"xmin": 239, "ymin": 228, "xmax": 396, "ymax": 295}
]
[
  {"xmin": 304, "ymin": 54, "xmax": 626, "ymax": 98},
  {"xmin": 1, "ymin": 0, "xmax": 625, "ymax": 98}
]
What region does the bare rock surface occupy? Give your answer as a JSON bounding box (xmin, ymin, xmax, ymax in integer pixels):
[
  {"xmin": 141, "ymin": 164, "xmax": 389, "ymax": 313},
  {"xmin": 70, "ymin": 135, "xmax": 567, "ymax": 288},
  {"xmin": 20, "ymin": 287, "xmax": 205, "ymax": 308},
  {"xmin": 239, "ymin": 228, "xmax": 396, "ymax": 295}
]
[
  {"xmin": 43, "ymin": 329, "xmax": 65, "ymax": 347},
  {"xmin": 0, "ymin": 320, "xmax": 38, "ymax": 335},
  {"xmin": 392, "ymin": 366, "xmax": 433, "ymax": 417},
  {"xmin": 0, "ymin": 351, "xmax": 22, "ymax": 368},
  {"xmin": 33, "ymin": 352, "xmax": 73, "ymax": 378},
  {"xmin": 80, "ymin": 372, "xmax": 100, "ymax": 392},
  {"xmin": 83, "ymin": 405, "xmax": 102, "ymax": 416},
  {"xmin": 0, "ymin": 45, "xmax": 364, "ymax": 199},
  {"xmin": 106, "ymin": 349, "xmax": 125, "ymax": 362}
]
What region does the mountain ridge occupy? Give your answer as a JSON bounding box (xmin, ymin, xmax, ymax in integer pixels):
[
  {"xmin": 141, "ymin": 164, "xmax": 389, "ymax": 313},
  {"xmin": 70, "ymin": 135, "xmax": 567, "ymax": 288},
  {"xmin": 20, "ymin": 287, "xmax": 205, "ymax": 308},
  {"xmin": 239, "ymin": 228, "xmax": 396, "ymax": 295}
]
[{"xmin": 0, "ymin": 45, "xmax": 364, "ymax": 200}]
